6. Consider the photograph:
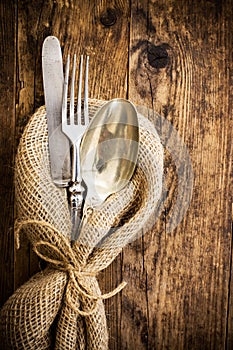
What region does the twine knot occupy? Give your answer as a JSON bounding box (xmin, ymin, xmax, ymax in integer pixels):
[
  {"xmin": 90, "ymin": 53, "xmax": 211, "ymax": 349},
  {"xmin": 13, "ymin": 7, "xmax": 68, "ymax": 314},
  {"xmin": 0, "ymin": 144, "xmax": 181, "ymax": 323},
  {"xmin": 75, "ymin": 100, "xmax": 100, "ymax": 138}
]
[{"xmin": 15, "ymin": 219, "xmax": 127, "ymax": 316}]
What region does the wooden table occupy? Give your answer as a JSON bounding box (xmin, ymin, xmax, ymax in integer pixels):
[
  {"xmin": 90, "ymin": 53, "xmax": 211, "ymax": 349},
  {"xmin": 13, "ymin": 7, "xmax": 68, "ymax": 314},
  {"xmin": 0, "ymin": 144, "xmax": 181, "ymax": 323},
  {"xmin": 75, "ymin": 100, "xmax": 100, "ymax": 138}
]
[{"xmin": 0, "ymin": 1, "xmax": 232, "ymax": 349}]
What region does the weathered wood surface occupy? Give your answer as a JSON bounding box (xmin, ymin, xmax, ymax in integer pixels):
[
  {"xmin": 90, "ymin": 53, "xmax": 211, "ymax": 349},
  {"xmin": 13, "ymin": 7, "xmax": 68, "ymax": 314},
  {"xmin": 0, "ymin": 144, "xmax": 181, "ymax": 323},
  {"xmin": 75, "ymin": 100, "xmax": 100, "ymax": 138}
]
[{"xmin": 0, "ymin": 0, "xmax": 232, "ymax": 349}]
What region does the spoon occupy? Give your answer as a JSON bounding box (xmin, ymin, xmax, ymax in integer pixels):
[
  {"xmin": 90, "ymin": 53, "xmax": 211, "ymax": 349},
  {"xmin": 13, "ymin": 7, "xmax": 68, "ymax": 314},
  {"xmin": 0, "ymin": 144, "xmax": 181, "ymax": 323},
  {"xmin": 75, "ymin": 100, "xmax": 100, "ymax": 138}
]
[{"xmin": 73, "ymin": 98, "xmax": 139, "ymax": 240}]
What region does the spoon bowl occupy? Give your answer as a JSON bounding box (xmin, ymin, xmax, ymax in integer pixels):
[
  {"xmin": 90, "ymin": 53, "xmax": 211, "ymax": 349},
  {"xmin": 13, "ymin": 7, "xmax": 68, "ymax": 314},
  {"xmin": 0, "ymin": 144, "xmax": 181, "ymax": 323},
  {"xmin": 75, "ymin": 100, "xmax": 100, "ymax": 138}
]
[{"xmin": 80, "ymin": 98, "xmax": 139, "ymax": 211}]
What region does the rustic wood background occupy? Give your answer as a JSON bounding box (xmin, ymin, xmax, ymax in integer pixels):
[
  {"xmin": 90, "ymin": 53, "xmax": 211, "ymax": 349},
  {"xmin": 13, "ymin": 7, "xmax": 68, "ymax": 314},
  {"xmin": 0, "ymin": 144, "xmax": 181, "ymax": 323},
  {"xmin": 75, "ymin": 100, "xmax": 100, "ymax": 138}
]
[{"xmin": 0, "ymin": 0, "xmax": 232, "ymax": 349}]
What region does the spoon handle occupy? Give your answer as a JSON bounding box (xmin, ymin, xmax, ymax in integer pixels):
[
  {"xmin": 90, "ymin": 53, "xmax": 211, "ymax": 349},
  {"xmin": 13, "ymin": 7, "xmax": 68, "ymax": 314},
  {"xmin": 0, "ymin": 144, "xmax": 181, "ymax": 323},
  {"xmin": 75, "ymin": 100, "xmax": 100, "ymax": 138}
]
[{"xmin": 72, "ymin": 204, "xmax": 93, "ymax": 242}]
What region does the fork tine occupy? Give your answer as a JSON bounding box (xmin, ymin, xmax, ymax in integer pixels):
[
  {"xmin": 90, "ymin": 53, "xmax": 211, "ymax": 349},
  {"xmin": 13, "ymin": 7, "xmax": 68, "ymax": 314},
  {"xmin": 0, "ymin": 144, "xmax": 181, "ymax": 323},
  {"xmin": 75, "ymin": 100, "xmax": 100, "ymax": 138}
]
[
  {"xmin": 70, "ymin": 54, "xmax": 76, "ymax": 125},
  {"xmin": 84, "ymin": 56, "xmax": 89, "ymax": 125},
  {"xmin": 77, "ymin": 55, "xmax": 83, "ymax": 125},
  {"xmin": 62, "ymin": 54, "xmax": 70, "ymax": 125}
]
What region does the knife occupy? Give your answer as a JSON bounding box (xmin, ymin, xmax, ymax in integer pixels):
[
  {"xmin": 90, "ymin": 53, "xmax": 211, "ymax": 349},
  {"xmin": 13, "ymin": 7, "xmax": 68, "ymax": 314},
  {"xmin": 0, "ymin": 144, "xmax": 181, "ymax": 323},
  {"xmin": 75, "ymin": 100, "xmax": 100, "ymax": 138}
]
[{"xmin": 42, "ymin": 36, "xmax": 71, "ymax": 186}]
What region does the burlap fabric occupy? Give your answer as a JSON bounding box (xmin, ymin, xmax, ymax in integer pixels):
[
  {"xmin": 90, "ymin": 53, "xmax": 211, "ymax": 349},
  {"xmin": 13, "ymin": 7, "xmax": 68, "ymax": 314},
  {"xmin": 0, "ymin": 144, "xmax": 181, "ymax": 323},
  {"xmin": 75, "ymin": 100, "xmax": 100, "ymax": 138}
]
[{"xmin": 0, "ymin": 99, "xmax": 163, "ymax": 349}]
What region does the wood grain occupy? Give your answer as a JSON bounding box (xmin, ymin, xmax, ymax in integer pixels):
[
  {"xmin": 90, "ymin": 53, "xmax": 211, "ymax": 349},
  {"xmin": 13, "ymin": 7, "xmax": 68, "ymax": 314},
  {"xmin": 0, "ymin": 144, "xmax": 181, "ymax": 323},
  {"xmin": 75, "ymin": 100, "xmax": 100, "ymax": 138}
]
[
  {"xmin": 125, "ymin": 0, "xmax": 232, "ymax": 349},
  {"xmin": 0, "ymin": 0, "xmax": 16, "ymax": 305},
  {"xmin": 0, "ymin": 1, "xmax": 232, "ymax": 349}
]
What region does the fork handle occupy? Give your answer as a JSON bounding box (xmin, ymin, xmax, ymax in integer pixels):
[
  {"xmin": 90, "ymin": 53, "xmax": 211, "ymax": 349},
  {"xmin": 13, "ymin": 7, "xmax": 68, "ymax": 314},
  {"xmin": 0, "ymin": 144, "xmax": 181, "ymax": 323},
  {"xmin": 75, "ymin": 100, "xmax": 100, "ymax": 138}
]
[
  {"xmin": 69, "ymin": 182, "xmax": 84, "ymax": 242},
  {"xmin": 72, "ymin": 139, "xmax": 82, "ymax": 183},
  {"xmin": 69, "ymin": 140, "xmax": 84, "ymax": 241}
]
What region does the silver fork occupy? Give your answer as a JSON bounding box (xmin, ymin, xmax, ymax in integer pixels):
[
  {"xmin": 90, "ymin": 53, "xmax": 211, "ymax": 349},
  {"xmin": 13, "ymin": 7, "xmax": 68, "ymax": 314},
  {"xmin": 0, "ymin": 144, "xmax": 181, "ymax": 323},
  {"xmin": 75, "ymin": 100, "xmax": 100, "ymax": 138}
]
[{"xmin": 62, "ymin": 54, "xmax": 89, "ymax": 241}]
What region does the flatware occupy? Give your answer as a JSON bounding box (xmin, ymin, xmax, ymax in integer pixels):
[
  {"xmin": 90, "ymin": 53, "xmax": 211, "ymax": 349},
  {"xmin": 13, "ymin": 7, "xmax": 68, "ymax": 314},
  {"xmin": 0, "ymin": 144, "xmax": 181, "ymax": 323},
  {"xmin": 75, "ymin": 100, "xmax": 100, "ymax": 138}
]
[
  {"xmin": 73, "ymin": 98, "xmax": 139, "ymax": 240},
  {"xmin": 42, "ymin": 36, "xmax": 71, "ymax": 186},
  {"xmin": 42, "ymin": 36, "xmax": 139, "ymax": 243},
  {"xmin": 62, "ymin": 54, "xmax": 89, "ymax": 240}
]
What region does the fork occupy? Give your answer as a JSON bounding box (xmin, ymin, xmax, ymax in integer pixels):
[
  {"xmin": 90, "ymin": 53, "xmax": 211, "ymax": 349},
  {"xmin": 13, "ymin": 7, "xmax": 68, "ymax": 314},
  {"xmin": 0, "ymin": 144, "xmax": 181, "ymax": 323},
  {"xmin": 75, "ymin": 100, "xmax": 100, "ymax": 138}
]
[{"xmin": 62, "ymin": 54, "xmax": 89, "ymax": 241}]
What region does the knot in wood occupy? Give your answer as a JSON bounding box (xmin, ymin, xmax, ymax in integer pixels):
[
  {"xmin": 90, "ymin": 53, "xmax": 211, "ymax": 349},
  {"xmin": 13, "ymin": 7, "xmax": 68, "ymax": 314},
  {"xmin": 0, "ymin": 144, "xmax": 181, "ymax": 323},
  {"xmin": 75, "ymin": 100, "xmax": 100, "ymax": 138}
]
[
  {"xmin": 148, "ymin": 44, "xmax": 169, "ymax": 69},
  {"xmin": 100, "ymin": 8, "xmax": 117, "ymax": 27}
]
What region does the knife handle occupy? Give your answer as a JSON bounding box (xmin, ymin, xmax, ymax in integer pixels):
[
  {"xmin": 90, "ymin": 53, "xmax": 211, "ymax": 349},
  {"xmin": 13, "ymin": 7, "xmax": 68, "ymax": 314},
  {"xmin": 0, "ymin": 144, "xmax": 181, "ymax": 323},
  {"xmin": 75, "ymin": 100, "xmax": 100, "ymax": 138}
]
[{"xmin": 68, "ymin": 182, "xmax": 84, "ymax": 242}]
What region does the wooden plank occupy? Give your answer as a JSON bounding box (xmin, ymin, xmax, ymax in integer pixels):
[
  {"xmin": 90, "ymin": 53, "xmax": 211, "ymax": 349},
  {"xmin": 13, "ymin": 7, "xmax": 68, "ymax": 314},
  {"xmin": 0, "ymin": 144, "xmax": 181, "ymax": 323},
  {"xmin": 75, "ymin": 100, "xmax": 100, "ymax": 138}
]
[
  {"xmin": 125, "ymin": 0, "xmax": 232, "ymax": 349},
  {"xmin": 14, "ymin": 0, "xmax": 46, "ymax": 289},
  {"xmin": 0, "ymin": 0, "xmax": 17, "ymax": 306}
]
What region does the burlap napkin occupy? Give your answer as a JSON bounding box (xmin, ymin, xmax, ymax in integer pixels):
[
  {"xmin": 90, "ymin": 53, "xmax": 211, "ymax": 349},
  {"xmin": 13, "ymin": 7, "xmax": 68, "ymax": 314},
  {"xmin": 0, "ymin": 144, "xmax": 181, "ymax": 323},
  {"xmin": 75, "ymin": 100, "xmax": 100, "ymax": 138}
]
[{"xmin": 0, "ymin": 99, "xmax": 163, "ymax": 349}]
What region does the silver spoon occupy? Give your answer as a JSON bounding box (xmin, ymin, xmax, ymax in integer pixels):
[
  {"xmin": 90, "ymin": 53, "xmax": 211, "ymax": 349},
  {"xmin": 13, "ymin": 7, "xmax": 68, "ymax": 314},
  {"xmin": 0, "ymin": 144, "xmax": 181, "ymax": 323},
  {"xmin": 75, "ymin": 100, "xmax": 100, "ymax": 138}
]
[{"xmin": 73, "ymin": 98, "xmax": 139, "ymax": 240}]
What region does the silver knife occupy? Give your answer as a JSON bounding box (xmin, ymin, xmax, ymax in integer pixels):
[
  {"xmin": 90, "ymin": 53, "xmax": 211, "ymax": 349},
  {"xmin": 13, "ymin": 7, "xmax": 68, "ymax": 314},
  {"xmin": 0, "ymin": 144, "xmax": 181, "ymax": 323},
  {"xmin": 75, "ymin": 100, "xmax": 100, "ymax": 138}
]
[{"xmin": 42, "ymin": 36, "xmax": 71, "ymax": 186}]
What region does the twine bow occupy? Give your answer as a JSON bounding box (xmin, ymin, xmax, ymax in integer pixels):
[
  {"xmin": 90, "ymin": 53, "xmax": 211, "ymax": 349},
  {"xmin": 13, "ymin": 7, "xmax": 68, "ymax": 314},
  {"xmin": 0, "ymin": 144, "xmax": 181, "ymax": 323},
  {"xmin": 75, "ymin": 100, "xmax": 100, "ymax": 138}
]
[{"xmin": 15, "ymin": 219, "xmax": 127, "ymax": 316}]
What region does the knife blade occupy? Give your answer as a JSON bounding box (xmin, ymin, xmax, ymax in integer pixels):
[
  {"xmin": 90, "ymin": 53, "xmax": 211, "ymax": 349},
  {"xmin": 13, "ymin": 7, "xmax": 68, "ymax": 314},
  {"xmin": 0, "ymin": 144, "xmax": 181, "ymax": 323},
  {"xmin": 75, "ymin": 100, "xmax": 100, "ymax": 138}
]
[{"xmin": 42, "ymin": 36, "xmax": 71, "ymax": 186}]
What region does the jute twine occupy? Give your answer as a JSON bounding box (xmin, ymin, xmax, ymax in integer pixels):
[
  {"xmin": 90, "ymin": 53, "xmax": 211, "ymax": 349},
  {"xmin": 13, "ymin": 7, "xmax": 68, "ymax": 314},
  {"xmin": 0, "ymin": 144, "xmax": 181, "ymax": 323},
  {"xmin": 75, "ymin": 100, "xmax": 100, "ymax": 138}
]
[{"xmin": 0, "ymin": 99, "xmax": 163, "ymax": 349}]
